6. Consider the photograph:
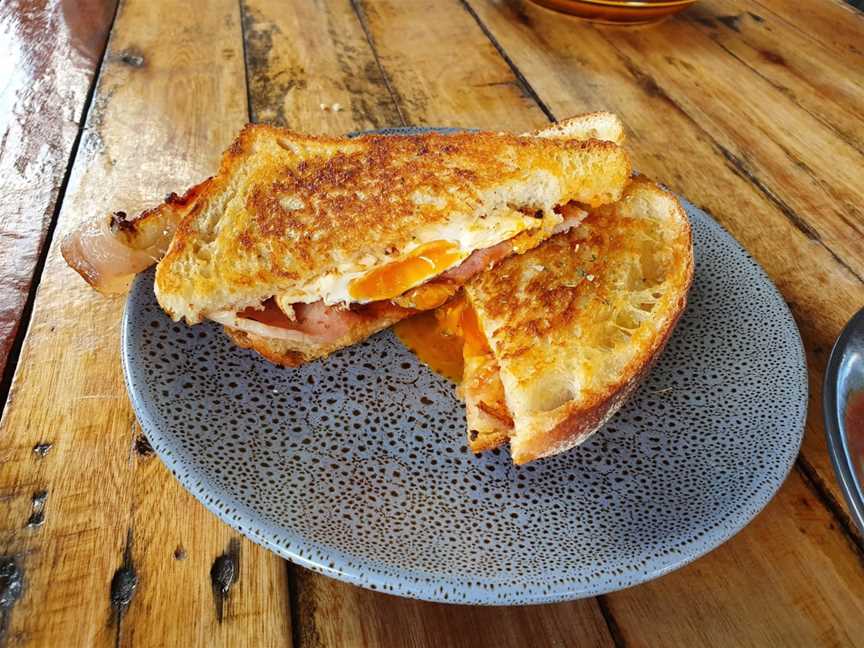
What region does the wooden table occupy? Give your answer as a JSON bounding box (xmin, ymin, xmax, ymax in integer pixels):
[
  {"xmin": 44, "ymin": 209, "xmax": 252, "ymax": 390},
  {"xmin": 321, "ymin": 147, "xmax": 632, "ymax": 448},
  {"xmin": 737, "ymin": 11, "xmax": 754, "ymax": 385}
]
[{"xmin": 1, "ymin": 0, "xmax": 863, "ymax": 645}]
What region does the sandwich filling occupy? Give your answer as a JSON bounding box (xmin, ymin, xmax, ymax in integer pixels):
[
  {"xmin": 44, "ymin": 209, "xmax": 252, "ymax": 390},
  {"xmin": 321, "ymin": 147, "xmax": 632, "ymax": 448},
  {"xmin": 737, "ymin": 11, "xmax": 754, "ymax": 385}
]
[{"xmin": 207, "ymin": 204, "xmax": 587, "ymax": 346}]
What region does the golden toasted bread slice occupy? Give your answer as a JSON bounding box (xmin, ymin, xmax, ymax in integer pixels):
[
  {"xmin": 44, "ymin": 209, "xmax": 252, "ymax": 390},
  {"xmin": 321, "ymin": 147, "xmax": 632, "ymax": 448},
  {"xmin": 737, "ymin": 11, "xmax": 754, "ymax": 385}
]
[
  {"xmin": 61, "ymin": 113, "xmax": 626, "ymax": 296},
  {"xmin": 462, "ymin": 177, "xmax": 694, "ymax": 463},
  {"xmin": 219, "ymin": 114, "xmax": 627, "ymax": 366},
  {"xmin": 145, "ymin": 117, "xmax": 629, "ymax": 365},
  {"xmin": 154, "ymin": 124, "xmax": 629, "ymax": 323}
]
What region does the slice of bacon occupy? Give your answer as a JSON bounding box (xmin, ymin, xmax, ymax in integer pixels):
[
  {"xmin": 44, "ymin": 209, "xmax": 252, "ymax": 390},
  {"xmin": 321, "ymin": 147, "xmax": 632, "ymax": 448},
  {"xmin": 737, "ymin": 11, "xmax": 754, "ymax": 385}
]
[
  {"xmin": 61, "ymin": 179, "xmax": 210, "ymax": 293},
  {"xmin": 211, "ymin": 298, "xmax": 413, "ymax": 345}
]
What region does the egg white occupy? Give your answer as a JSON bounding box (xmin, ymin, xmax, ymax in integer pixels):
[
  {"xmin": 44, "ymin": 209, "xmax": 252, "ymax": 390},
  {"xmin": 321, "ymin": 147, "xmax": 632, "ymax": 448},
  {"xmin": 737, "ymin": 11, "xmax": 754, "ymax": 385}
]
[{"xmin": 283, "ymin": 209, "xmax": 557, "ymax": 307}]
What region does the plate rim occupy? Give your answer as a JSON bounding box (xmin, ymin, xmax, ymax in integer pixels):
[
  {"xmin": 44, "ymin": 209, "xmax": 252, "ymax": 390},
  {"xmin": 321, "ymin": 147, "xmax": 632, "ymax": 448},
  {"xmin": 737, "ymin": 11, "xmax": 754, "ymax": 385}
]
[{"xmin": 122, "ymin": 127, "xmax": 808, "ymax": 605}]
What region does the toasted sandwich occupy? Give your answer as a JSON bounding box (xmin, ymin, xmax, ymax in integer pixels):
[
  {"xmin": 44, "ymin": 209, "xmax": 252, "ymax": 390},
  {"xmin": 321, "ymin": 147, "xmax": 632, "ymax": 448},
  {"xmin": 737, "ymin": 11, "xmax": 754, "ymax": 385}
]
[
  {"xmin": 62, "ymin": 115, "xmax": 630, "ymax": 365},
  {"xmin": 62, "ymin": 114, "xmax": 630, "ymax": 366},
  {"xmin": 436, "ymin": 177, "xmax": 693, "ymax": 463}
]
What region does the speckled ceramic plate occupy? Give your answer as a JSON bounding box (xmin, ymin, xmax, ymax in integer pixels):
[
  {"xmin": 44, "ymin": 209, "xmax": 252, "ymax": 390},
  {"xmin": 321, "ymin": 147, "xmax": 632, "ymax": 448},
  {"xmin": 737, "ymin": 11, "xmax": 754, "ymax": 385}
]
[{"xmin": 122, "ymin": 132, "xmax": 806, "ymax": 605}]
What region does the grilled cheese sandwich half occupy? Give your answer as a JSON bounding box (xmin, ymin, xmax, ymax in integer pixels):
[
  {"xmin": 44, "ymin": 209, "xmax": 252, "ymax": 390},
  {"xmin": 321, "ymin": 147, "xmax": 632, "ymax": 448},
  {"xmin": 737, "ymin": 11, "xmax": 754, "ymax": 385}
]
[
  {"xmin": 61, "ymin": 112, "xmax": 630, "ymax": 366},
  {"xmin": 150, "ymin": 117, "xmax": 630, "ymax": 365},
  {"xmin": 441, "ymin": 178, "xmax": 693, "ymax": 463}
]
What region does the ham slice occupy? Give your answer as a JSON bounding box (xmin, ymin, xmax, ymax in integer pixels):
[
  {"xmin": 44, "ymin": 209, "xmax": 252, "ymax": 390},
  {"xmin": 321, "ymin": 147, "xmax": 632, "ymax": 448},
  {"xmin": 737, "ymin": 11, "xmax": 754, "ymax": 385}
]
[{"xmin": 212, "ymin": 299, "xmax": 412, "ymax": 345}]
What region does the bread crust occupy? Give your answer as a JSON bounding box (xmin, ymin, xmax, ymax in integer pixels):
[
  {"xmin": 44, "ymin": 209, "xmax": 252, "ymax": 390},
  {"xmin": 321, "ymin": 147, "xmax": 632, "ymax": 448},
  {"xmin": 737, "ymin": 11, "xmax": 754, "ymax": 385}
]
[{"xmin": 509, "ymin": 283, "xmax": 690, "ymax": 464}]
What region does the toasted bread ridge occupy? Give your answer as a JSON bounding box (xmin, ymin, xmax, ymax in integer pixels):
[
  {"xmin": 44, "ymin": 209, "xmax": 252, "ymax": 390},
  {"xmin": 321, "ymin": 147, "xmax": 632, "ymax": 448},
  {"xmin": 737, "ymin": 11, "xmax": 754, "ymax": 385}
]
[
  {"xmin": 530, "ymin": 112, "xmax": 625, "ymax": 145},
  {"xmin": 154, "ymin": 123, "xmax": 631, "ymax": 323},
  {"xmin": 464, "ymin": 177, "xmax": 694, "ymax": 463}
]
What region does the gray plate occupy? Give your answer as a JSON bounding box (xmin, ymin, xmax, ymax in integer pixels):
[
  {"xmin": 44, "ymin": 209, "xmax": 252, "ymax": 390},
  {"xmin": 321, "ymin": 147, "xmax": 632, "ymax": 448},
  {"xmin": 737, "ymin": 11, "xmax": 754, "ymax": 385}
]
[{"xmin": 122, "ymin": 133, "xmax": 807, "ymax": 604}]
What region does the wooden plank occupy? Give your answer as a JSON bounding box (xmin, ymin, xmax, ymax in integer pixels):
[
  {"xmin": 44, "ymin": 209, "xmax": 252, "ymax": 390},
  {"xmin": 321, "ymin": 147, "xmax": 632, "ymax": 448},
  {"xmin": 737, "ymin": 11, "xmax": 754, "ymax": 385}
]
[
  {"xmin": 0, "ymin": 0, "xmax": 116, "ymax": 379},
  {"xmin": 294, "ymin": 574, "xmax": 613, "ymax": 648},
  {"xmin": 689, "ymin": 1, "xmax": 864, "ymax": 155},
  {"xmin": 241, "ymin": 0, "xmax": 402, "ymax": 132},
  {"xmin": 359, "ymin": 0, "xmax": 546, "ymax": 130},
  {"xmin": 242, "ymin": 0, "xmax": 614, "ymax": 644},
  {"xmin": 0, "ymin": 0, "xmax": 291, "ymax": 645},
  {"xmin": 752, "ymin": 0, "xmax": 864, "ymax": 60},
  {"xmin": 598, "ymin": 9, "xmax": 864, "ymax": 276},
  {"xmin": 466, "ymin": 0, "xmax": 864, "ymax": 530},
  {"xmin": 605, "ymin": 470, "xmax": 864, "ymax": 647}
]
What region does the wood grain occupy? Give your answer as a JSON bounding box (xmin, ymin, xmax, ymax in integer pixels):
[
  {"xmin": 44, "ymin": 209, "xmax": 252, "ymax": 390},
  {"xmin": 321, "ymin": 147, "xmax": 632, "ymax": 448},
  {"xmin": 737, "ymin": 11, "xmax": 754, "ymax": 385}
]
[
  {"xmin": 603, "ymin": 9, "xmax": 864, "ymax": 276},
  {"xmin": 753, "ymin": 0, "xmax": 864, "ymax": 60},
  {"xmin": 294, "ymin": 574, "xmax": 613, "ymax": 648},
  {"xmin": 0, "ymin": 0, "xmax": 291, "ymax": 645},
  {"xmin": 0, "ymin": 0, "xmax": 116, "ymax": 380},
  {"xmin": 691, "ymin": 1, "xmax": 864, "ymax": 155},
  {"xmin": 241, "ymin": 0, "xmax": 401, "ymax": 132},
  {"xmin": 358, "ymin": 0, "xmax": 546, "ymax": 130},
  {"xmin": 605, "ymin": 469, "xmax": 864, "ymax": 647}
]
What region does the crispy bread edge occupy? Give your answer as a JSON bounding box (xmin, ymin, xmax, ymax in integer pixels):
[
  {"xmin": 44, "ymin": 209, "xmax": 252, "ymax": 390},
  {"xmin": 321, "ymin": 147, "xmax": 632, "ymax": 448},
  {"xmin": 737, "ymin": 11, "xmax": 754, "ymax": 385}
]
[
  {"xmin": 510, "ymin": 286, "xmax": 691, "ymax": 465},
  {"xmin": 509, "ymin": 199, "xmax": 695, "ymax": 465}
]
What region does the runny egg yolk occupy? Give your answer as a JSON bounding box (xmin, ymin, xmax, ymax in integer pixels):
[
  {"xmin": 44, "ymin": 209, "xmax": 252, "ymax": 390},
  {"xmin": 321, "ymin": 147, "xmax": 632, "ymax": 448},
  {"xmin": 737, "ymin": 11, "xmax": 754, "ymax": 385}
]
[
  {"xmin": 457, "ymin": 300, "xmax": 491, "ymax": 358},
  {"xmin": 348, "ymin": 240, "xmax": 463, "ymax": 302},
  {"xmin": 393, "ymin": 295, "xmax": 490, "ymax": 383}
]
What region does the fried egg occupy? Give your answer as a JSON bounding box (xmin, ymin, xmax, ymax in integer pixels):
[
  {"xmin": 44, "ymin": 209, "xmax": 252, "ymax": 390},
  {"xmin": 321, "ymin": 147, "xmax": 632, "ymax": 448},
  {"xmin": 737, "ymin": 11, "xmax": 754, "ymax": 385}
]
[{"xmin": 282, "ymin": 209, "xmax": 557, "ymax": 307}]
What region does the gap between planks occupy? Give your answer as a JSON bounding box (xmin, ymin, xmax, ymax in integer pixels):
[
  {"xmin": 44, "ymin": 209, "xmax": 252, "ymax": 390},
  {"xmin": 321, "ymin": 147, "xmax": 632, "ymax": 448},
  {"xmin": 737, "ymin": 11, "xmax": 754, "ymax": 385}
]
[{"xmin": 0, "ymin": 2, "xmax": 121, "ymax": 421}]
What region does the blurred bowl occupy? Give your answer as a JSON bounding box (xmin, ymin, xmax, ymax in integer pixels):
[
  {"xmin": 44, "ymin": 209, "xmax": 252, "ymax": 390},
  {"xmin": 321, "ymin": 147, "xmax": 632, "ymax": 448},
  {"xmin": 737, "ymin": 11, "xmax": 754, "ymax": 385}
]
[
  {"xmin": 528, "ymin": 0, "xmax": 697, "ymax": 24},
  {"xmin": 824, "ymin": 306, "xmax": 864, "ymax": 535}
]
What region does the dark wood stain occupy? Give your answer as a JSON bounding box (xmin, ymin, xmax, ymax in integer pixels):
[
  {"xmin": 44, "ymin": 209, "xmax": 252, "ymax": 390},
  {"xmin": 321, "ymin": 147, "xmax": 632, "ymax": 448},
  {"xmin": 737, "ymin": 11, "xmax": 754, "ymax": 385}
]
[
  {"xmin": 716, "ymin": 14, "xmax": 743, "ymax": 32},
  {"xmin": 110, "ymin": 528, "xmax": 138, "ymax": 637},
  {"xmin": 597, "ymin": 594, "xmax": 628, "ymax": 648},
  {"xmin": 0, "ymin": 556, "xmax": 23, "ymax": 645},
  {"xmin": 25, "ymin": 490, "xmax": 48, "ymax": 529},
  {"xmin": 747, "ymin": 11, "xmax": 765, "ymax": 23},
  {"xmin": 133, "ymin": 434, "xmax": 154, "ymax": 457},
  {"xmin": 25, "ymin": 511, "xmax": 45, "ymax": 529},
  {"xmin": 506, "ymin": 0, "xmax": 534, "ymax": 28},
  {"xmin": 173, "ymin": 546, "xmax": 187, "ymax": 560},
  {"xmin": 32, "ymin": 442, "xmax": 52, "ymax": 457},
  {"xmin": 240, "ymin": 4, "xmax": 305, "ymax": 126},
  {"xmin": 210, "ymin": 538, "xmax": 240, "ymax": 623},
  {"xmin": 323, "ymin": 4, "xmax": 402, "ymax": 129},
  {"xmin": 350, "ymin": 0, "xmax": 408, "ymax": 126},
  {"xmin": 759, "ymin": 49, "xmax": 787, "ymax": 66},
  {"xmin": 117, "ymin": 48, "xmax": 145, "ymax": 68},
  {"xmin": 287, "ymin": 565, "xmax": 322, "ymax": 648},
  {"xmin": 618, "ymin": 57, "xmax": 677, "ymax": 106}
]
